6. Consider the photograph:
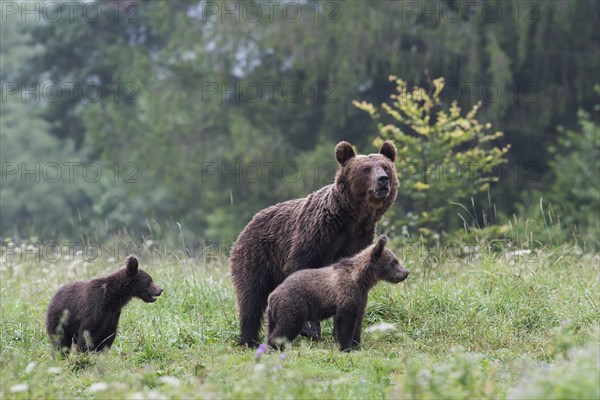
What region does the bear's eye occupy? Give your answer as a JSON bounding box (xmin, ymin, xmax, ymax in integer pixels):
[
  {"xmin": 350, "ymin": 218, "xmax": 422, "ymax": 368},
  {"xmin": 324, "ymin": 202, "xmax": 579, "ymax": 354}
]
[
  {"xmin": 363, "ymin": 167, "xmax": 371, "ymax": 175},
  {"xmin": 382, "ymin": 164, "xmax": 389, "ymax": 171}
]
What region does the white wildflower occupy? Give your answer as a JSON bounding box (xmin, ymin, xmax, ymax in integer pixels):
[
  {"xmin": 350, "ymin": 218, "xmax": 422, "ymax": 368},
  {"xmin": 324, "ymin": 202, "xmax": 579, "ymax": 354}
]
[
  {"xmin": 158, "ymin": 376, "xmax": 181, "ymax": 387},
  {"xmin": 365, "ymin": 322, "xmax": 397, "ymax": 333},
  {"xmin": 146, "ymin": 390, "xmax": 167, "ymax": 400},
  {"xmin": 10, "ymin": 383, "xmax": 28, "ymax": 393},
  {"xmin": 25, "ymin": 361, "xmax": 37, "ymax": 374},
  {"xmin": 88, "ymin": 382, "xmax": 109, "ymax": 393},
  {"xmin": 47, "ymin": 367, "xmax": 62, "ymax": 374}
]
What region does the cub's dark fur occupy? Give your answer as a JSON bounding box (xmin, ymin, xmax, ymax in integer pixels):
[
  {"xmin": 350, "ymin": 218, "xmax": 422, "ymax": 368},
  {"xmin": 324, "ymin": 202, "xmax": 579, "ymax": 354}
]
[
  {"xmin": 46, "ymin": 256, "xmax": 162, "ymax": 353},
  {"xmin": 267, "ymin": 235, "xmax": 409, "ymax": 351}
]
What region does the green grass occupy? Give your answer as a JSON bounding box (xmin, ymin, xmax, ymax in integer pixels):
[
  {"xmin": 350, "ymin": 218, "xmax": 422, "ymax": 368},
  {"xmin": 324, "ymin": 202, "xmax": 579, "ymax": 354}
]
[{"xmin": 1, "ymin": 246, "xmax": 599, "ymax": 399}]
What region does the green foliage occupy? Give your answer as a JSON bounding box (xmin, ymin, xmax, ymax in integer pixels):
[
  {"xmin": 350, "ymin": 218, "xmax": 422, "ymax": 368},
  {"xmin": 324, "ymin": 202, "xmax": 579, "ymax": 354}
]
[
  {"xmin": 508, "ymin": 344, "xmax": 600, "ymax": 399},
  {"xmin": 486, "ymin": 92, "xmax": 600, "ymax": 250},
  {"xmin": 547, "ymin": 92, "xmax": 600, "ymax": 247},
  {"xmin": 0, "ymin": 98, "xmax": 97, "ymax": 239},
  {"xmin": 354, "ymin": 76, "xmax": 510, "ymax": 239},
  {"xmin": 393, "ymin": 347, "xmax": 502, "ymax": 399}
]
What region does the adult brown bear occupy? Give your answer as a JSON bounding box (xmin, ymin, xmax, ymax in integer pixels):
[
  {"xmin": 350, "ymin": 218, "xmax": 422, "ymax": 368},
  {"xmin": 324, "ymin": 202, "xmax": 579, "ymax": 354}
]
[{"xmin": 230, "ymin": 141, "xmax": 398, "ymax": 347}]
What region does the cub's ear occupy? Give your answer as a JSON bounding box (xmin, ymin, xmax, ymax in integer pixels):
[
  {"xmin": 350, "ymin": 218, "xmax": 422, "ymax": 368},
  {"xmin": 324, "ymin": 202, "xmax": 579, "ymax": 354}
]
[
  {"xmin": 335, "ymin": 141, "xmax": 356, "ymax": 165},
  {"xmin": 372, "ymin": 235, "xmax": 387, "ymax": 259},
  {"xmin": 379, "ymin": 141, "xmax": 396, "ymax": 163},
  {"xmin": 125, "ymin": 256, "xmax": 138, "ymax": 275}
]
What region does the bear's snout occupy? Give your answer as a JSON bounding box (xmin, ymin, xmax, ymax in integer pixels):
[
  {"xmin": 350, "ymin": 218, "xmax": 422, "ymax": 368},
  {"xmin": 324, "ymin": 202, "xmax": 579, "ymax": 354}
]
[
  {"xmin": 377, "ymin": 174, "xmax": 389, "ymax": 185},
  {"xmin": 402, "ymin": 269, "xmax": 410, "ymax": 280},
  {"xmin": 153, "ymin": 285, "xmax": 163, "ymax": 297},
  {"xmin": 372, "ymin": 167, "xmax": 391, "ymax": 200},
  {"xmin": 389, "ymin": 263, "xmax": 410, "ymax": 283},
  {"xmin": 140, "ymin": 284, "xmax": 163, "ymax": 303},
  {"xmin": 392, "ymin": 269, "xmax": 409, "ymax": 283},
  {"xmin": 373, "ymin": 175, "xmax": 390, "ymax": 199}
]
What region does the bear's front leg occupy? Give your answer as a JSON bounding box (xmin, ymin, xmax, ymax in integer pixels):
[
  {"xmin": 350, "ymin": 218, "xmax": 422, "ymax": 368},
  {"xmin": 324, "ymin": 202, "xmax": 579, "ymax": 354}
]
[
  {"xmin": 283, "ymin": 246, "xmax": 326, "ymax": 341},
  {"xmin": 75, "ymin": 328, "xmax": 95, "ymax": 352},
  {"xmin": 352, "ymin": 303, "xmax": 366, "ymax": 349},
  {"xmin": 55, "ymin": 335, "xmax": 73, "ymax": 355},
  {"xmin": 300, "ymin": 320, "xmax": 321, "ymax": 340},
  {"xmin": 334, "ymin": 311, "xmax": 359, "ymax": 352}
]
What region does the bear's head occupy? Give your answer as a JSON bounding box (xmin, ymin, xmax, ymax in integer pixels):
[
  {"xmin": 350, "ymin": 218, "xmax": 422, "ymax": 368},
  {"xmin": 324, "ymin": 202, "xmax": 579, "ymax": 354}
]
[
  {"xmin": 124, "ymin": 256, "xmax": 163, "ymax": 303},
  {"xmin": 370, "ymin": 235, "xmax": 409, "ymax": 283},
  {"xmin": 335, "ymin": 141, "xmax": 398, "ymax": 212}
]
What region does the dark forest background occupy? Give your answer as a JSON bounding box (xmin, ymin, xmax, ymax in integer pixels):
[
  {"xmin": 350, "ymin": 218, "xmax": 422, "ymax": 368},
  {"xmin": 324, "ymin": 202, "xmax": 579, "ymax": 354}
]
[{"xmin": 1, "ymin": 0, "xmax": 598, "ymax": 250}]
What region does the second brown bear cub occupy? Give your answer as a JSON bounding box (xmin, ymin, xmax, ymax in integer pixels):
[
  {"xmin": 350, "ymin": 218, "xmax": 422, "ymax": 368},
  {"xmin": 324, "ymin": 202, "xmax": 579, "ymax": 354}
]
[
  {"xmin": 46, "ymin": 256, "xmax": 162, "ymax": 353},
  {"xmin": 267, "ymin": 235, "xmax": 409, "ymax": 351}
]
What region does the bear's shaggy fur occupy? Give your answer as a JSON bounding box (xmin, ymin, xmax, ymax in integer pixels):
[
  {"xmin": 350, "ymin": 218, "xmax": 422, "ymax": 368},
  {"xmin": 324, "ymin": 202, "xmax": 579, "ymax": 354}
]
[
  {"xmin": 45, "ymin": 256, "xmax": 162, "ymax": 353},
  {"xmin": 267, "ymin": 235, "xmax": 409, "ymax": 351},
  {"xmin": 230, "ymin": 141, "xmax": 398, "ymax": 346}
]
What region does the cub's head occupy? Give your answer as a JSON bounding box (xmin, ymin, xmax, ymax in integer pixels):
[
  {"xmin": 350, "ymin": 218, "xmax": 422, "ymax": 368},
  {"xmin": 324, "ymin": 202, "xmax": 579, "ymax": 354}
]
[
  {"xmin": 124, "ymin": 256, "xmax": 163, "ymax": 303},
  {"xmin": 370, "ymin": 235, "xmax": 409, "ymax": 283},
  {"xmin": 335, "ymin": 141, "xmax": 398, "ymax": 210}
]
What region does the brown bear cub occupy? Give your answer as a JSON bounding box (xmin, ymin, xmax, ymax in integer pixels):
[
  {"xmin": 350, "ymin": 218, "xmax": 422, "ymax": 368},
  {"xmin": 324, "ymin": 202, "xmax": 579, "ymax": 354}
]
[
  {"xmin": 231, "ymin": 141, "xmax": 398, "ymax": 347},
  {"xmin": 266, "ymin": 235, "xmax": 409, "ymax": 351},
  {"xmin": 46, "ymin": 256, "xmax": 162, "ymax": 353}
]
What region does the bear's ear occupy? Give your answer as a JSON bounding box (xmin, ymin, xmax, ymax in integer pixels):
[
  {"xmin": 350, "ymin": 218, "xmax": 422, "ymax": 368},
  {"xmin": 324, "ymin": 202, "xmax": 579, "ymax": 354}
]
[
  {"xmin": 335, "ymin": 141, "xmax": 356, "ymax": 165},
  {"xmin": 125, "ymin": 256, "xmax": 138, "ymax": 275},
  {"xmin": 379, "ymin": 141, "xmax": 396, "ymax": 162},
  {"xmin": 372, "ymin": 235, "xmax": 387, "ymax": 260}
]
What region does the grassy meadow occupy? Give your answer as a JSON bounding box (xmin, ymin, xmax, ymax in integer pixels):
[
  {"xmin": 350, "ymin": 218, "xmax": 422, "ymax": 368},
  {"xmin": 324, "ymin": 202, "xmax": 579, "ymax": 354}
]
[{"xmin": 1, "ymin": 243, "xmax": 599, "ymax": 399}]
